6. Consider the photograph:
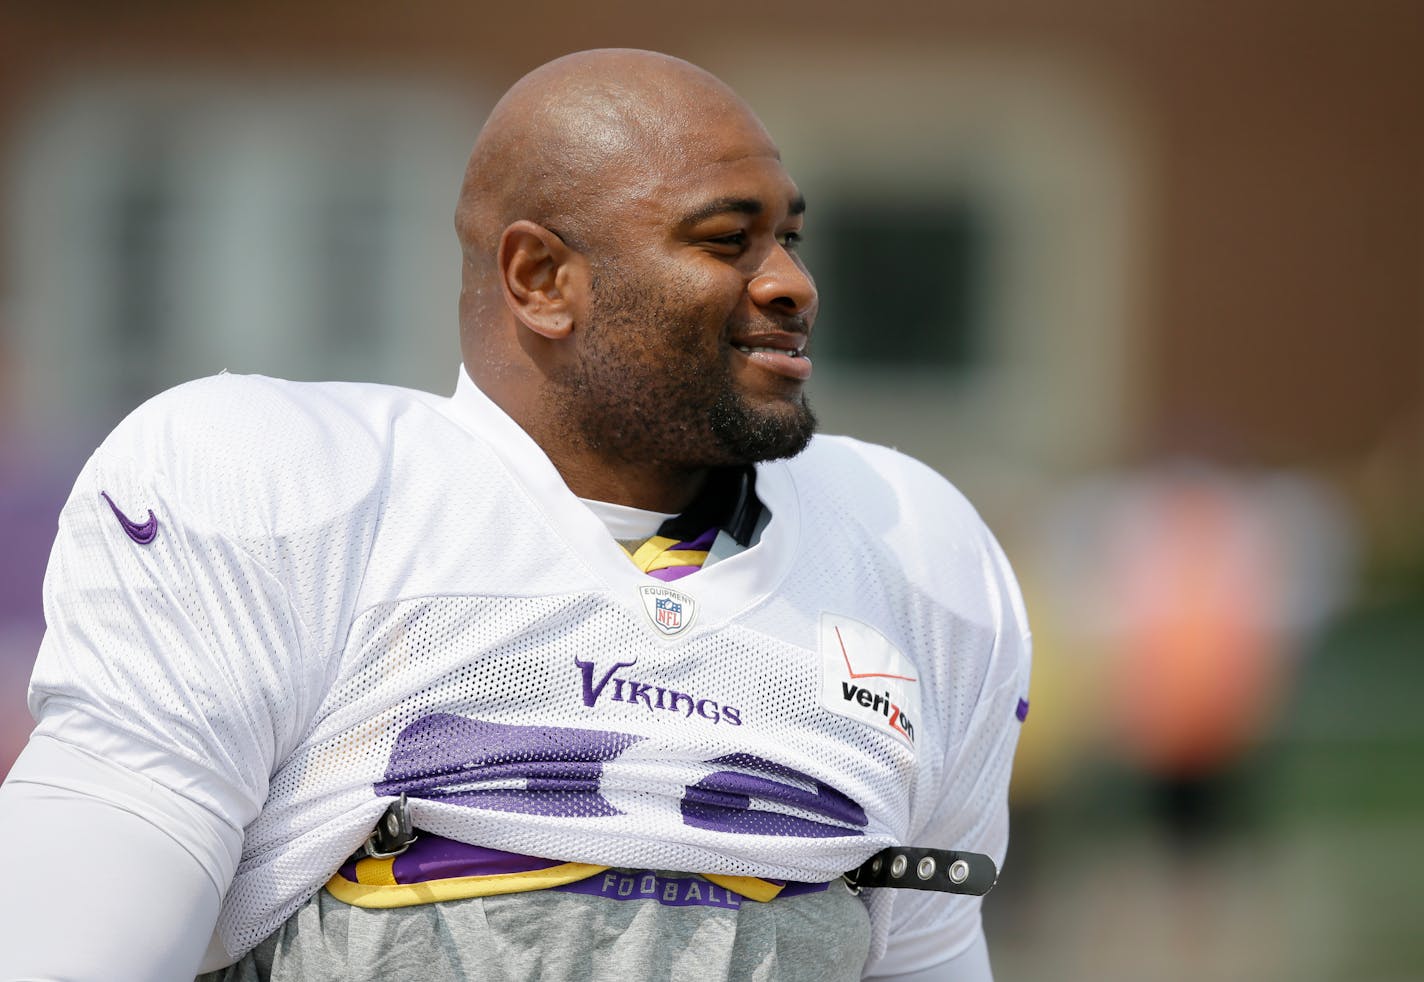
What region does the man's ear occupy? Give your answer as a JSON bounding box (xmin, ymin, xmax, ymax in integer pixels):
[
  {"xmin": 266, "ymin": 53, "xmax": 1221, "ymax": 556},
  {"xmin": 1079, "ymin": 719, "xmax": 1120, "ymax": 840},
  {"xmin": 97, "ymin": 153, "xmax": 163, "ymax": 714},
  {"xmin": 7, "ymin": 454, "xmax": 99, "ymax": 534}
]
[{"xmin": 497, "ymin": 220, "xmax": 585, "ymax": 340}]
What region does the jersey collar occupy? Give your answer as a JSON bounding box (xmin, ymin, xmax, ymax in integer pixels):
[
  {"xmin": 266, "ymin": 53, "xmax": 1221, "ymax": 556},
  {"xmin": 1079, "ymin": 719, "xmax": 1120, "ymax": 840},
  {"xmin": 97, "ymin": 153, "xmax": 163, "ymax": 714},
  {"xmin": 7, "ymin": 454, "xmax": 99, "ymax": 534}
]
[{"xmin": 440, "ymin": 365, "xmax": 800, "ymax": 635}]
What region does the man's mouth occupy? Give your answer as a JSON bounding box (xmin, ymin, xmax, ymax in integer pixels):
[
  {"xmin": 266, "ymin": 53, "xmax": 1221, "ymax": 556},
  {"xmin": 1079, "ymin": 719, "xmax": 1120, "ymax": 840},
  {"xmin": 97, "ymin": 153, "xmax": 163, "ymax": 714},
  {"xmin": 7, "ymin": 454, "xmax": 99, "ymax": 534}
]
[
  {"xmin": 733, "ymin": 343, "xmax": 806, "ymax": 357},
  {"xmin": 730, "ymin": 336, "xmax": 813, "ymax": 381}
]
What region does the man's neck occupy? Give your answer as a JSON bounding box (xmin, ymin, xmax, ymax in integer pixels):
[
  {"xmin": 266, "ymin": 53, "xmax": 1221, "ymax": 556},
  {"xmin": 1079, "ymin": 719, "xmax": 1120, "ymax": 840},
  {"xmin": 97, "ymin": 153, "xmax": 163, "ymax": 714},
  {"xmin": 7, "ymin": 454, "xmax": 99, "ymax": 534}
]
[
  {"xmin": 544, "ymin": 447, "xmax": 710, "ymax": 514},
  {"xmin": 466, "ymin": 357, "xmax": 712, "ymax": 513}
]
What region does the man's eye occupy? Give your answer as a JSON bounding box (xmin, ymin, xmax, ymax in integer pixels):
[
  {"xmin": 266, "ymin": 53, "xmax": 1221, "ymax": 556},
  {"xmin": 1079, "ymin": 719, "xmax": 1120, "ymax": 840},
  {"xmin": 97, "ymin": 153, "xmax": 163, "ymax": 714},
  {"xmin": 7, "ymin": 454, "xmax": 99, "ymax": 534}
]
[
  {"xmin": 779, "ymin": 231, "xmax": 803, "ymax": 250},
  {"xmin": 707, "ymin": 232, "xmax": 748, "ymax": 250}
]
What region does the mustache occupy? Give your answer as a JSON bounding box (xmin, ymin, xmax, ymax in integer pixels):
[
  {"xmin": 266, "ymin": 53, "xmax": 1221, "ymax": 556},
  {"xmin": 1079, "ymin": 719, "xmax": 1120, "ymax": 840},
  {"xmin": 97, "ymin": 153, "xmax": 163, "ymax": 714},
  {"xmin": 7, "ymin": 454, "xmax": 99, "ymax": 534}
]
[{"xmin": 731, "ymin": 312, "xmax": 814, "ymax": 338}]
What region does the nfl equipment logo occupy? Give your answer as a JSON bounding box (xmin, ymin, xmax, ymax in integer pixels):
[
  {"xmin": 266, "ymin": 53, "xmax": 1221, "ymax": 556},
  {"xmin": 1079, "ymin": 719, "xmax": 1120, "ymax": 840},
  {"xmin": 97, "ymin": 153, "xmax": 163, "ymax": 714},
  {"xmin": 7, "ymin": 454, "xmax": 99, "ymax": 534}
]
[
  {"xmin": 655, "ymin": 597, "xmax": 682, "ymax": 630},
  {"xmin": 639, "ymin": 585, "xmax": 697, "ymax": 638}
]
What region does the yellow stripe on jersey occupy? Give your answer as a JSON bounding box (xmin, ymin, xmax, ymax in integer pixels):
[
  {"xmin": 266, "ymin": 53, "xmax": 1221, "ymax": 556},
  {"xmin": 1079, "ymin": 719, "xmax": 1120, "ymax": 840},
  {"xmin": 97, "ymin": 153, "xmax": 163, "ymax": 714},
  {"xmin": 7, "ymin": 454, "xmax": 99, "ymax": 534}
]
[
  {"xmin": 626, "ymin": 535, "xmax": 682, "ymax": 571},
  {"xmin": 326, "ymin": 862, "xmax": 788, "ymax": 908},
  {"xmin": 353, "ymin": 855, "xmax": 399, "ymax": 886},
  {"xmin": 643, "ymin": 549, "xmax": 712, "ymax": 572},
  {"xmin": 703, "ymin": 874, "xmax": 785, "ymax": 902},
  {"xmin": 326, "ymin": 862, "xmax": 610, "ymax": 909}
]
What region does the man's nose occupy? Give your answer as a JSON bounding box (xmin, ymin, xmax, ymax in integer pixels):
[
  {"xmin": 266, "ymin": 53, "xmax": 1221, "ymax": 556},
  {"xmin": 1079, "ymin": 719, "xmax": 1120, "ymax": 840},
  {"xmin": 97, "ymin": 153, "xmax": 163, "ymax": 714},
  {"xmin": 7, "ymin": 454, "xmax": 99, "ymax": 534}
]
[{"xmin": 748, "ymin": 246, "xmax": 817, "ymax": 317}]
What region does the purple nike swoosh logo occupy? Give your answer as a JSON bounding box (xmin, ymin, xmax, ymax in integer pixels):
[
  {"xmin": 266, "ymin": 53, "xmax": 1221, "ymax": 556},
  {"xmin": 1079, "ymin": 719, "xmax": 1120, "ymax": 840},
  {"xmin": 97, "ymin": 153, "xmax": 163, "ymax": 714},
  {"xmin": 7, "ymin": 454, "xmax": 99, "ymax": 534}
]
[{"xmin": 100, "ymin": 492, "xmax": 158, "ymax": 545}]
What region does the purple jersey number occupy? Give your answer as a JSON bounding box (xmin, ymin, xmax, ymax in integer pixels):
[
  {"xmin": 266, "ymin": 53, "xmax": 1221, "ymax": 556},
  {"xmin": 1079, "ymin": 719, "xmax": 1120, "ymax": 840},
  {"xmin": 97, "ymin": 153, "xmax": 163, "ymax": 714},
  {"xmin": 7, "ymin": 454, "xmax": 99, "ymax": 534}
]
[
  {"xmin": 681, "ymin": 753, "xmax": 867, "ymax": 837},
  {"xmin": 378, "ymin": 714, "xmax": 866, "ymax": 835},
  {"xmin": 376, "ymin": 713, "xmax": 643, "ymax": 817}
]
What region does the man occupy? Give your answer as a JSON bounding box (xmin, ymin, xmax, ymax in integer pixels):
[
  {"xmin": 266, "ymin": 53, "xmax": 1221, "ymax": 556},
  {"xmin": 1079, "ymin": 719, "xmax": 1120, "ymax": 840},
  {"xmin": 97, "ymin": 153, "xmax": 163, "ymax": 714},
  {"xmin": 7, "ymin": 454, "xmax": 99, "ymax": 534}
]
[{"xmin": 0, "ymin": 49, "xmax": 1030, "ymax": 981}]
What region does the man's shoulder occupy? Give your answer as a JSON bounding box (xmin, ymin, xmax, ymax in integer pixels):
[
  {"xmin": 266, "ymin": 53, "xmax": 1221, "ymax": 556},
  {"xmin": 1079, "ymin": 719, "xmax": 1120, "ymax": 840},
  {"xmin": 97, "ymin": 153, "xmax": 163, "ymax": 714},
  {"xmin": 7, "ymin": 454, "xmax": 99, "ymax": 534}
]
[
  {"xmin": 789, "ymin": 433, "xmax": 982, "ymax": 524},
  {"xmin": 93, "ymin": 374, "xmax": 443, "ymax": 529},
  {"xmin": 105, "ymin": 373, "xmax": 435, "ymax": 458},
  {"xmin": 783, "ymin": 434, "xmax": 1003, "ymax": 603}
]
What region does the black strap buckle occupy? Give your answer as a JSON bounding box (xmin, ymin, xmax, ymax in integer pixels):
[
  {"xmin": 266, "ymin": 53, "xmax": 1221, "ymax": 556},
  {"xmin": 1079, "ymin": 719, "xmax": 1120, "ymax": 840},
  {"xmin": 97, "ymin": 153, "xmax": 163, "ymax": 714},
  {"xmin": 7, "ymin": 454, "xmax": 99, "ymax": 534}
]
[
  {"xmin": 361, "ymin": 792, "xmax": 419, "ymax": 859},
  {"xmin": 843, "ymin": 847, "xmax": 998, "ymax": 896}
]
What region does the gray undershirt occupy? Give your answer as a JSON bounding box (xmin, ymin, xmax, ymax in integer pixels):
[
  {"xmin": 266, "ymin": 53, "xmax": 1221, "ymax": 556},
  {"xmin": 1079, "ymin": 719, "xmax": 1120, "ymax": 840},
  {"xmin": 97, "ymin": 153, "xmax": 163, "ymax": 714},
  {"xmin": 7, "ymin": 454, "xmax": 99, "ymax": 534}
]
[{"xmin": 200, "ymin": 870, "xmax": 872, "ymax": 982}]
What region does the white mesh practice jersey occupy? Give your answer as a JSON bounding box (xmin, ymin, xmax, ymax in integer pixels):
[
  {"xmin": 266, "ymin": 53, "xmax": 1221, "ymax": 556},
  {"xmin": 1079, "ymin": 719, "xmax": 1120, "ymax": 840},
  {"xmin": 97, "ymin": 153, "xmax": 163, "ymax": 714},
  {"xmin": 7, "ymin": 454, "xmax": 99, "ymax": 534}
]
[{"xmin": 28, "ymin": 368, "xmax": 1031, "ymax": 973}]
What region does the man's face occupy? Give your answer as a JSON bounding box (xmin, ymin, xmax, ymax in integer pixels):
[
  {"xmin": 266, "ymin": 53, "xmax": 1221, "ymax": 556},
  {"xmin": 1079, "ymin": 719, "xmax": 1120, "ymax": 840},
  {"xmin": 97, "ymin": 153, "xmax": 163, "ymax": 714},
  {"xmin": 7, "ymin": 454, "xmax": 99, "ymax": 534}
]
[{"xmin": 555, "ymin": 107, "xmax": 819, "ymax": 470}]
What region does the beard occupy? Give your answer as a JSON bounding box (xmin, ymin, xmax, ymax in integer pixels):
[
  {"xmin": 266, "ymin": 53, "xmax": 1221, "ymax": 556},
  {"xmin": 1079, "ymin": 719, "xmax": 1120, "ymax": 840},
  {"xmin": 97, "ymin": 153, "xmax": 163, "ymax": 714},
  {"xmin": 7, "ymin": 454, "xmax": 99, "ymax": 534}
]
[{"xmin": 554, "ymin": 262, "xmax": 817, "ymax": 469}]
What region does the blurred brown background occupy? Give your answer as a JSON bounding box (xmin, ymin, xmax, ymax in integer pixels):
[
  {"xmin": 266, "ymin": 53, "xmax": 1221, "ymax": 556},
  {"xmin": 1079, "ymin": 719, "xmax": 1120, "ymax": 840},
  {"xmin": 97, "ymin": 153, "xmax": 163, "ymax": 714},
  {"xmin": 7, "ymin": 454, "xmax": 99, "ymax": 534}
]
[{"xmin": 0, "ymin": 3, "xmax": 1420, "ymax": 980}]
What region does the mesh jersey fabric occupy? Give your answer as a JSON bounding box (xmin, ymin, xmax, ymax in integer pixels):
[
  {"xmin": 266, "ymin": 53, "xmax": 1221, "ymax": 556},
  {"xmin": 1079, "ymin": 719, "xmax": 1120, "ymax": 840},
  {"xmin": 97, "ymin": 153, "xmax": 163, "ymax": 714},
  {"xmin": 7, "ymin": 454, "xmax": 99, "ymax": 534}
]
[
  {"xmin": 322, "ymin": 498, "xmax": 780, "ymax": 910},
  {"xmin": 27, "ymin": 367, "xmax": 1031, "ymax": 977}
]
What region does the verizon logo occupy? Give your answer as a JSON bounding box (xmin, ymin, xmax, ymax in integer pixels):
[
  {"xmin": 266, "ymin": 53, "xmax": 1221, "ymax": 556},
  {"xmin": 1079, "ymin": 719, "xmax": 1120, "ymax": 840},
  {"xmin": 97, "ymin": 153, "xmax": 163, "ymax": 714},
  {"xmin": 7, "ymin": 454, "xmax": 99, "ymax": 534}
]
[
  {"xmin": 820, "ymin": 613, "xmax": 921, "ymax": 751},
  {"xmin": 839, "ymin": 682, "xmax": 915, "ymax": 744}
]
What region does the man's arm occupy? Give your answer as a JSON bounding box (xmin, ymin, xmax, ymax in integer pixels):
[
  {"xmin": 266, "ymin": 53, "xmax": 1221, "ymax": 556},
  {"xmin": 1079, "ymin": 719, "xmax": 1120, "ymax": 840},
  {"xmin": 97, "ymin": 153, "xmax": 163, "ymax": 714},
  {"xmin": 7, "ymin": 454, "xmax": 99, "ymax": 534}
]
[
  {"xmin": 864, "ymin": 517, "xmax": 1032, "ymax": 980},
  {"xmin": 0, "ymin": 735, "xmax": 242, "ymax": 979},
  {"xmin": 2, "ymin": 382, "xmax": 343, "ymax": 976},
  {"xmin": 864, "ymin": 935, "xmax": 993, "ymax": 982}
]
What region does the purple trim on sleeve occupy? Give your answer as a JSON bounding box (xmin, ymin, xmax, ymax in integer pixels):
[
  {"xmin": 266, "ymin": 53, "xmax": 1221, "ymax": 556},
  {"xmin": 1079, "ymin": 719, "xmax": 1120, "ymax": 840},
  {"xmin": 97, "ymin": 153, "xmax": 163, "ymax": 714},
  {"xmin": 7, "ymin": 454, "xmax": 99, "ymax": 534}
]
[{"xmin": 1016, "ymin": 697, "xmax": 1030, "ymax": 722}]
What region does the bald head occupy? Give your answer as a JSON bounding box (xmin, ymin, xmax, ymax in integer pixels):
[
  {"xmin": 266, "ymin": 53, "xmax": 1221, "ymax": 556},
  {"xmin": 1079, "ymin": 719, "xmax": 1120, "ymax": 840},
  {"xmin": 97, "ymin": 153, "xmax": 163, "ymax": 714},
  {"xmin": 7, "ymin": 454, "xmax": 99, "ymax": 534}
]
[
  {"xmin": 454, "ymin": 50, "xmax": 815, "ymax": 509},
  {"xmin": 455, "ymin": 49, "xmax": 771, "ymax": 276}
]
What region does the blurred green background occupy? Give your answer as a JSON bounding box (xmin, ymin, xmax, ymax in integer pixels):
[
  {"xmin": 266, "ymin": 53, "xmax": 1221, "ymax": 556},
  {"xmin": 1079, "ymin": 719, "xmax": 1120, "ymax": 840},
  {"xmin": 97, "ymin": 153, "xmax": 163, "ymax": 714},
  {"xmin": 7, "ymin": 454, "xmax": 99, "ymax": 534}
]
[{"xmin": 0, "ymin": 3, "xmax": 1420, "ymax": 979}]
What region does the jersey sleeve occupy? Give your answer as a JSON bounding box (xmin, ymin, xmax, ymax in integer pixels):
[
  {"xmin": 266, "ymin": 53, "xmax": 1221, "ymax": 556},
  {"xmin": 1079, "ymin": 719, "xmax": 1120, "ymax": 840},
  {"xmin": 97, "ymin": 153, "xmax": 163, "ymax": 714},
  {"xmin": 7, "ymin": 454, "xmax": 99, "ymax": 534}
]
[
  {"xmin": 864, "ymin": 934, "xmax": 993, "ymax": 982},
  {"xmin": 27, "ymin": 375, "xmax": 384, "ymax": 833},
  {"xmin": 864, "ymin": 523, "xmax": 1033, "ymax": 978},
  {"xmin": 10, "ymin": 375, "xmax": 391, "ymax": 970},
  {"xmin": 26, "ymin": 437, "xmax": 318, "ymax": 835}
]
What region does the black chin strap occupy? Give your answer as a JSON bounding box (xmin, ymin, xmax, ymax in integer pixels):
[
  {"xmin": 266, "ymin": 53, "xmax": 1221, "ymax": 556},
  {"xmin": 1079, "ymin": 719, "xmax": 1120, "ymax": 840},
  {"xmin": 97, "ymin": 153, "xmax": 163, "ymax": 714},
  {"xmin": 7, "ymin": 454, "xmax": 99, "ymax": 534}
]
[{"xmin": 843, "ymin": 847, "xmax": 999, "ymax": 896}]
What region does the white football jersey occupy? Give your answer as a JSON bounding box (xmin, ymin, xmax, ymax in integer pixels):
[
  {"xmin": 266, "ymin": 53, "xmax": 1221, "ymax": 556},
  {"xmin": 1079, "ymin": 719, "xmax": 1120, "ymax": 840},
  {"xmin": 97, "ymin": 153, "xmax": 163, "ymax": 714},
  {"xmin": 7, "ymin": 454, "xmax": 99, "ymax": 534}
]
[{"xmin": 28, "ymin": 368, "xmax": 1031, "ymax": 973}]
